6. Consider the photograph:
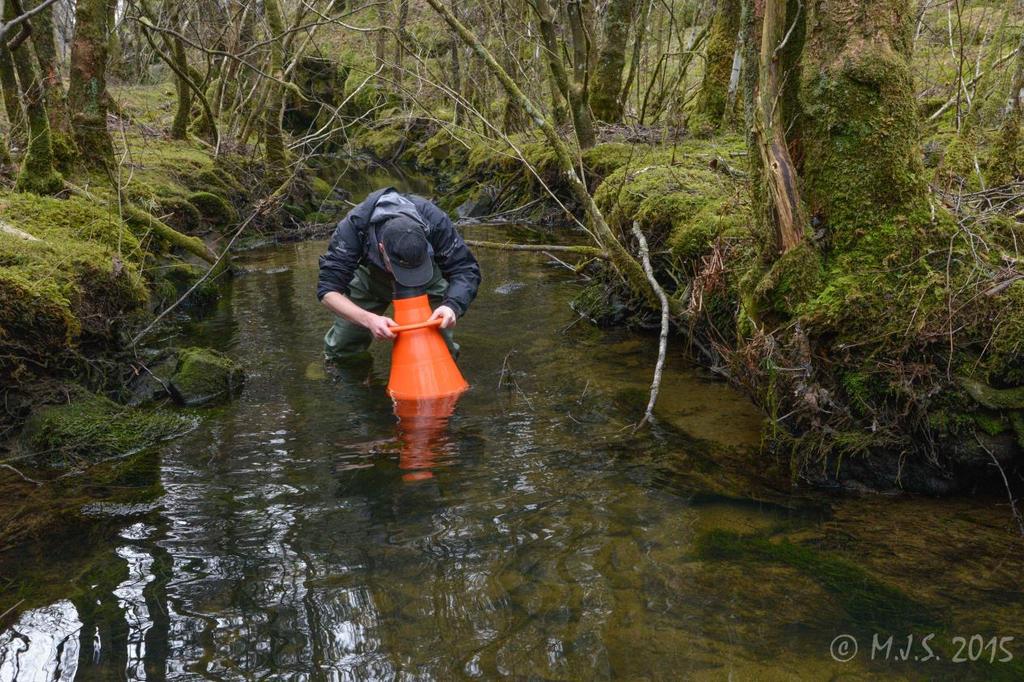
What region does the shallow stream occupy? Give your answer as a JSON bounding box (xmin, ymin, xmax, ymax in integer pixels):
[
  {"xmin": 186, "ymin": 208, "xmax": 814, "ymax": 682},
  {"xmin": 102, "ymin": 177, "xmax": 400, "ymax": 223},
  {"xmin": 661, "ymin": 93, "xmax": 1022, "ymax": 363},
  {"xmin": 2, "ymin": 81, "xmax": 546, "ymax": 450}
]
[{"xmin": 2, "ymin": 169, "xmax": 1023, "ymax": 680}]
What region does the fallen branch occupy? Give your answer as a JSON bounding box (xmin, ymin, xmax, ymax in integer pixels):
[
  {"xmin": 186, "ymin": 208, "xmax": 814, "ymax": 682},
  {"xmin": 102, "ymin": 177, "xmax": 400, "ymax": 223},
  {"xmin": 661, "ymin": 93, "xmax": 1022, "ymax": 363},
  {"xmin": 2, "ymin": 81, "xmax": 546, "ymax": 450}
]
[
  {"xmin": 632, "ymin": 221, "xmax": 669, "ymax": 431},
  {"xmin": 464, "ymin": 239, "xmax": 608, "ymax": 259}
]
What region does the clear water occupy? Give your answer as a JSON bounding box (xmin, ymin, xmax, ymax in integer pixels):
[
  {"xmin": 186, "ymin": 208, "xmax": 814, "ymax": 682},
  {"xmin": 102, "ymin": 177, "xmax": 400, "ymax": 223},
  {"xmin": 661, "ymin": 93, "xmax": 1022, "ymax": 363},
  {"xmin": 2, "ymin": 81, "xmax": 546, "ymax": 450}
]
[{"xmin": 2, "ymin": 181, "xmax": 1023, "ymax": 680}]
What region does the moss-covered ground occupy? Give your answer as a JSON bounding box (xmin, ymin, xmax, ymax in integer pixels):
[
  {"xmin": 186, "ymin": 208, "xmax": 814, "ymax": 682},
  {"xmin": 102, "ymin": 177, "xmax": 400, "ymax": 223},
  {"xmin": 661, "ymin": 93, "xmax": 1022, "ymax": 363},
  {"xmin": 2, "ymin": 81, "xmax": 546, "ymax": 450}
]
[{"xmin": 0, "ymin": 84, "xmax": 267, "ymax": 553}]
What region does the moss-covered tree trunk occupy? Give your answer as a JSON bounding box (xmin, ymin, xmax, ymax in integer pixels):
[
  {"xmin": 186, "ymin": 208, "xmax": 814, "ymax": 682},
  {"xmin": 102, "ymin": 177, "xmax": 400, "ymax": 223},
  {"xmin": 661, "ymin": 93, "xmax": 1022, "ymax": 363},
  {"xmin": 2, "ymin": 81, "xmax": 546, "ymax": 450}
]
[
  {"xmin": 590, "ymin": 0, "xmax": 634, "ymax": 122},
  {"xmin": 168, "ymin": 3, "xmax": 192, "ymax": 140},
  {"xmin": 498, "ymin": 0, "xmax": 528, "ymax": 133},
  {"xmin": 0, "ymin": 44, "xmax": 26, "ymax": 145},
  {"xmin": 565, "ymin": 0, "xmax": 596, "ymax": 148},
  {"xmin": 263, "ymin": 0, "xmax": 288, "ymax": 177},
  {"xmin": 799, "ymin": 0, "xmax": 925, "ymax": 246},
  {"xmin": 67, "ymin": 0, "xmax": 115, "ymax": 168},
  {"xmin": 619, "ymin": 0, "xmax": 650, "ymax": 118},
  {"xmin": 533, "ymin": 0, "xmax": 572, "ymax": 128},
  {"xmin": 992, "ymin": 30, "xmax": 1024, "ymax": 184},
  {"xmin": 393, "ymin": 0, "xmax": 410, "ymax": 91},
  {"xmin": 690, "ymin": 0, "xmax": 741, "ymax": 132},
  {"xmin": 3, "ymin": 5, "xmax": 62, "ymax": 193},
  {"xmin": 25, "ymin": 0, "xmax": 69, "ymax": 134}
]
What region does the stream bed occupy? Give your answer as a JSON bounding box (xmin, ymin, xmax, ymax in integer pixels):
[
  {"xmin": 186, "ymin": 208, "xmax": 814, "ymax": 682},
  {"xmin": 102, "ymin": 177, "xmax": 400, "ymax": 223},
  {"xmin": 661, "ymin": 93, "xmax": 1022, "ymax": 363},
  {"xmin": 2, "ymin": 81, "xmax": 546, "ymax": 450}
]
[{"xmin": 2, "ymin": 171, "xmax": 1023, "ymax": 680}]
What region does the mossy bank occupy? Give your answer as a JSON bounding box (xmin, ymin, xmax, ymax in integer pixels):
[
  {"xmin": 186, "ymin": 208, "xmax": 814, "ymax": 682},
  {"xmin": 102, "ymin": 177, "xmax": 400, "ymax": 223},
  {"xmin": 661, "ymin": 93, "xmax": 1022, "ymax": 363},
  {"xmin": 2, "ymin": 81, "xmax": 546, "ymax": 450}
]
[{"xmin": 343, "ymin": 115, "xmax": 1023, "ymax": 496}]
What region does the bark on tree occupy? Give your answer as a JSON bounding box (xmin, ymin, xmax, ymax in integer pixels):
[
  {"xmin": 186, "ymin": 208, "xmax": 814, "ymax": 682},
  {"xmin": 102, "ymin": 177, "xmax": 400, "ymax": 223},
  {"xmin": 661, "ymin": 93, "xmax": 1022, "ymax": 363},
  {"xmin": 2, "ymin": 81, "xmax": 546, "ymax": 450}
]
[
  {"xmin": 450, "ymin": 31, "xmax": 464, "ymax": 125},
  {"xmin": 375, "ymin": 0, "xmax": 390, "ymax": 73},
  {"xmin": 532, "ymin": 0, "xmax": 571, "ymax": 128},
  {"xmin": 25, "ymin": 0, "xmax": 68, "ymax": 132},
  {"xmin": 67, "ymin": 0, "xmax": 115, "ymax": 168},
  {"xmin": 168, "ymin": 3, "xmax": 192, "ymax": 140},
  {"xmin": 3, "ymin": 4, "xmax": 62, "ymax": 193},
  {"xmin": 565, "ymin": 0, "xmax": 596, "ymax": 148},
  {"xmin": 690, "ymin": 0, "xmax": 741, "ymax": 132},
  {"xmin": 0, "ymin": 43, "xmax": 26, "ymax": 144},
  {"xmin": 263, "ymin": 0, "xmax": 288, "ymax": 176},
  {"xmin": 394, "ymin": 0, "xmax": 410, "ymax": 90},
  {"xmin": 753, "ymin": 0, "xmax": 804, "ymax": 253},
  {"xmin": 590, "ymin": 0, "xmax": 635, "ymax": 122},
  {"xmin": 498, "ymin": 0, "xmax": 528, "ymax": 132},
  {"xmin": 619, "ymin": 0, "xmax": 651, "ymax": 118}
]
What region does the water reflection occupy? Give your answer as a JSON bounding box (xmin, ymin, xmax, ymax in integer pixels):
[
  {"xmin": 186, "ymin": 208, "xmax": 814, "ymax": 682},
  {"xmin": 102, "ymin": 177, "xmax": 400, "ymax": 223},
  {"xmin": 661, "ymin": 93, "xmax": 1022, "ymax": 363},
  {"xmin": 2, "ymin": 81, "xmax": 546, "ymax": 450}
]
[
  {"xmin": 114, "ymin": 524, "xmax": 157, "ymax": 680},
  {"xmin": 0, "ymin": 600, "xmax": 81, "ymax": 682},
  {"xmin": 393, "ymin": 394, "xmax": 462, "ymax": 481}
]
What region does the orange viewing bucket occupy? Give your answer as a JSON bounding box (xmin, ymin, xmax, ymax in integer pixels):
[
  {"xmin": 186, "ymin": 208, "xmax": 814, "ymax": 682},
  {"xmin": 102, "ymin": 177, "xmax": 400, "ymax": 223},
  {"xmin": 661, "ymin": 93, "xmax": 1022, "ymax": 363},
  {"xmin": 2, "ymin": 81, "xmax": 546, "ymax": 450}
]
[{"xmin": 387, "ymin": 294, "xmax": 469, "ymax": 400}]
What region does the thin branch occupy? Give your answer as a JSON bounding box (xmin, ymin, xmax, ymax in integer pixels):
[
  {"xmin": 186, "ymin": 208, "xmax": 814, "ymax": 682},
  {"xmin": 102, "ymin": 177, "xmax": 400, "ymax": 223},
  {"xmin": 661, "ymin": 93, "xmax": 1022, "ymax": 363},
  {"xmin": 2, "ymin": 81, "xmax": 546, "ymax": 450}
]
[
  {"xmin": 632, "ymin": 221, "xmax": 669, "ymax": 431},
  {"xmin": 0, "ymin": 0, "xmax": 59, "ymax": 43},
  {"xmin": 1, "ymin": 463, "xmax": 42, "ymax": 486}
]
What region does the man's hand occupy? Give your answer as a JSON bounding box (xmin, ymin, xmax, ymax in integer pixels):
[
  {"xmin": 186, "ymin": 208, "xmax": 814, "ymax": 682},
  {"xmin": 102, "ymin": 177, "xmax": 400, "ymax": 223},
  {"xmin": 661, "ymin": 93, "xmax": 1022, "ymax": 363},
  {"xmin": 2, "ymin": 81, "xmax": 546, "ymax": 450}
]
[
  {"xmin": 363, "ymin": 312, "xmax": 398, "ymax": 340},
  {"xmin": 429, "ymin": 305, "xmax": 458, "ymax": 329}
]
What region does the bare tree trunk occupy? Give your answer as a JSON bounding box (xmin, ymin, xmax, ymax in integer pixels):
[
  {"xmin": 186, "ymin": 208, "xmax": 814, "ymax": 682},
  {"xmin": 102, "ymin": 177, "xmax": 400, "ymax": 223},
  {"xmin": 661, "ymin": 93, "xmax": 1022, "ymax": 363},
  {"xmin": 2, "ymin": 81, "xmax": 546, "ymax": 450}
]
[
  {"xmin": 498, "ymin": 0, "xmax": 528, "ymax": 132},
  {"xmin": 375, "ymin": 0, "xmax": 390, "ymax": 73},
  {"xmin": 67, "ymin": 0, "xmax": 115, "ymax": 168},
  {"xmin": 450, "ymin": 32, "xmax": 464, "ymax": 125},
  {"xmin": 753, "ymin": 0, "xmax": 804, "ymax": 253},
  {"xmin": 619, "ymin": 0, "xmax": 651, "ymax": 119},
  {"xmin": 590, "ymin": 0, "xmax": 635, "ymax": 122},
  {"xmin": 4, "ymin": 2, "xmax": 62, "ymax": 193}
]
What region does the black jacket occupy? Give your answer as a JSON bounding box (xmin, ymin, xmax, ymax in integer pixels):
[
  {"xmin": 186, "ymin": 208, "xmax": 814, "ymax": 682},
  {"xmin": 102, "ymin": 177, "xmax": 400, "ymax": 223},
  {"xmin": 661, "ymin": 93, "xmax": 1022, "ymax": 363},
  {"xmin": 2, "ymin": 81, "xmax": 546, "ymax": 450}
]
[{"xmin": 316, "ymin": 188, "xmax": 481, "ymax": 316}]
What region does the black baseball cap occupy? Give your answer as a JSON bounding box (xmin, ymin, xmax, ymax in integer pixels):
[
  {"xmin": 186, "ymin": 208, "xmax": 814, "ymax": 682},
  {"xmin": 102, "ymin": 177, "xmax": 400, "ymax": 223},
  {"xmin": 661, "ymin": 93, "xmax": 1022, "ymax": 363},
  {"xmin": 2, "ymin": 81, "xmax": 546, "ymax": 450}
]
[{"xmin": 378, "ymin": 216, "xmax": 432, "ymax": 288}]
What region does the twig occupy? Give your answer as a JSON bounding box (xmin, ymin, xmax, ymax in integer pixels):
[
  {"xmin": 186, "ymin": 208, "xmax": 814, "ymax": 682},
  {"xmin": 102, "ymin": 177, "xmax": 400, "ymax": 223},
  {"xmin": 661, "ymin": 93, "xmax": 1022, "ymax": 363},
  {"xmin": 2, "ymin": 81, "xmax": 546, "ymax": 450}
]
[
  {"xmin": 0, "ymin": 599, "xmax": 25, "ymax": 622},
  {"xmin": 632, "ymin": 221, "xmax": 669, "ymax": 431},
  {"xmin": 1, "ymin": 464, "xmax": 41, "ymax": 486},
  {"xmin": 976, "ymin": 435, "xmax": 1024, "ymax": 537}
]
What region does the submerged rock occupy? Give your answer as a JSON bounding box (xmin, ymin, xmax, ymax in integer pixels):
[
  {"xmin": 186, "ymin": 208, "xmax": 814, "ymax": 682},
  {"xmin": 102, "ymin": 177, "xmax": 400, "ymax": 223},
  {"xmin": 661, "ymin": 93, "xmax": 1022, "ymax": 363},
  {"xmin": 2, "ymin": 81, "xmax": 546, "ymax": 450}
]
[
  {"xmin": 19, "ymin": 391, "xmax": 194, "ymax": 468},
  {"xmin": 168, "ymin": 347, "xmax": 245, "ymax": 407},
  {"xmin": 493, "ymin": 281, "xmax": 526, "ymax": 295}
]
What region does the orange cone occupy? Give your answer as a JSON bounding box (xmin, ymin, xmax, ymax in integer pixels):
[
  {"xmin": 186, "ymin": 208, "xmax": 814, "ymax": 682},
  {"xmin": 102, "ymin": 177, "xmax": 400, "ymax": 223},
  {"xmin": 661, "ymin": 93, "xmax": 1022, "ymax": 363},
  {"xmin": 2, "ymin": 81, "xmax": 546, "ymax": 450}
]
[{"xmin": 387, "ymin": 294, "xmax": 468, "ymax": 400}]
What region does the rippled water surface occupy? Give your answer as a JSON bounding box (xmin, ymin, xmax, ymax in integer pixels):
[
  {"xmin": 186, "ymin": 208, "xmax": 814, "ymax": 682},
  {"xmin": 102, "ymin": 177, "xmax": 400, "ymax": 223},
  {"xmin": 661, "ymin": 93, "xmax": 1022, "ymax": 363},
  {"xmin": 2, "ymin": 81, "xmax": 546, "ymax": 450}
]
[{"xmin": 3, "ymin": 181, "xmax": 1024, "ymax": 680}]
